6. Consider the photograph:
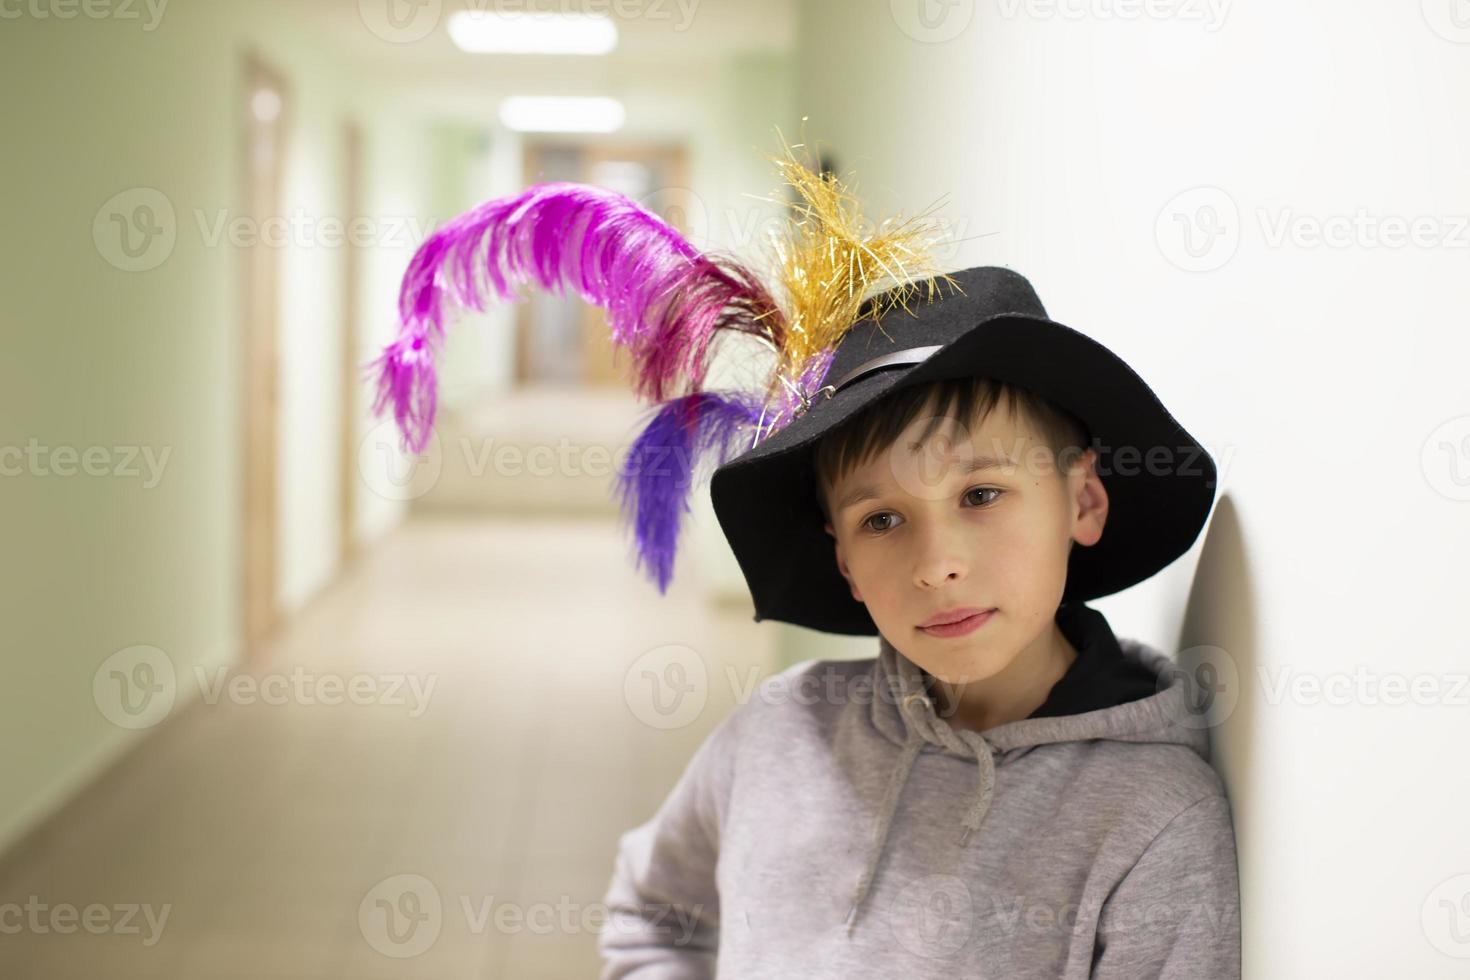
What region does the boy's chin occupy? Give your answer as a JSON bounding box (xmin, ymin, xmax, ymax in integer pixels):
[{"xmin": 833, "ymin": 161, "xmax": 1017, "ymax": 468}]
[{"xmin": 908, "ymin": 642, "xmax": 1020, "ymax": 688}]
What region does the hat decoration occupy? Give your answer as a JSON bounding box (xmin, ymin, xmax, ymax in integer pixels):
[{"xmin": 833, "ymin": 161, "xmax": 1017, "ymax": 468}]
[{"xmin": 368, "ymin": 140, "xmax": 957, "ymax": 594}]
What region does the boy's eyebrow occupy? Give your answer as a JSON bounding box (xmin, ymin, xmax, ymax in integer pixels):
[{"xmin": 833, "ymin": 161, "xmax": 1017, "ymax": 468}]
[{"xmin": 834, "ymin": 452, "xmax": 1017, "ymax": 513}]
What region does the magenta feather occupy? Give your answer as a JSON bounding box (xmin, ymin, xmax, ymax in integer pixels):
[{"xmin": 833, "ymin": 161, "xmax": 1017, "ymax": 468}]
[
  {"xmin": 367, "ymin": 181, "xmax": 781, "ymax": 454},
  {"xmin": 614, "ymin": 390, "xmax": 765, "ymax": 593}
]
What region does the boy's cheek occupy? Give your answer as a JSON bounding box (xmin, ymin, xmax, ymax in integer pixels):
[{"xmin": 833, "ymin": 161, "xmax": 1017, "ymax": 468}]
[{"xmin": 850, "ymin": 572, "xmax": 904, "ymax": 621}]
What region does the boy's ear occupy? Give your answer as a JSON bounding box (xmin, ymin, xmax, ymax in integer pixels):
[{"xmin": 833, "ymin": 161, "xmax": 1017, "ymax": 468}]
[{"xmin": 1069, "ymin": 447, "xmax": 1108, "ymax": 549}]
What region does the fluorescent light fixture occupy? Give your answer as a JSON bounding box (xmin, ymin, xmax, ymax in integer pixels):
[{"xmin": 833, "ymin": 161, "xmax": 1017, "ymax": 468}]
[
  {"xmin": 448, "ymin": 10, "xmax": 618, "ymax": 55},
  {"xmin": 499, "ymin": 96, "xmax": 626, "ymax": 133}
]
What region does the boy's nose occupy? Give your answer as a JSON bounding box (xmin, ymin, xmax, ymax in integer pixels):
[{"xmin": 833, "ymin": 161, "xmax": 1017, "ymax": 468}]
[
  {"xmin": 909, "ymin": 514, "xmax": 971, "ymax": 588},
  {"xmin": 914, "ymin": 553, "xmax": 968, "ymax": 589}
]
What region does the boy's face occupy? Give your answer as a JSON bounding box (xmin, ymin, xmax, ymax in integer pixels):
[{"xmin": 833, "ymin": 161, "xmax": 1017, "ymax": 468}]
[{"xmin": 821, "ymin": 396, "xmax": 1108, "ymax": 685}]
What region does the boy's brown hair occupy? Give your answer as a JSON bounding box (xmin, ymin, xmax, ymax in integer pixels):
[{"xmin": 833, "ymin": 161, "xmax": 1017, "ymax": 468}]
[{"xmin": 812, "ymin": 376, "xmax": 1093, "ymax": 527}]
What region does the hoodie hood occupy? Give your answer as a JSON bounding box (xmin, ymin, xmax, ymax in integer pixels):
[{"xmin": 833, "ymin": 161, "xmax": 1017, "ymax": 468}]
[{"xmin": 843, "ymin": 626, "xmax": 1208, "ymax": 934}]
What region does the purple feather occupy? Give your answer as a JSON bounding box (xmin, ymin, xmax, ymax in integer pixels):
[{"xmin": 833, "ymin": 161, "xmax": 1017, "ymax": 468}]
[
  {"xmin": 368, "ymin": 181, "xmax": 782, "ymax": 454},
  {"xmin": 758, "ymin": 348, "xmax": 838, "ymax": 438},
  {"xmin": 614, "ymin": 390, "xmax": 765, "ymax": 593}
]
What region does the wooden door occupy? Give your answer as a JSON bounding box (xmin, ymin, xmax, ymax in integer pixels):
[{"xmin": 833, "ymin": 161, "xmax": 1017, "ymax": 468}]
[
  {"xmin": 519, "ymin": 140, "xmax": 691, "ymax": 390},
  {"xmin": 241, "ymin": 53, "xmax": 288, "ymax": 658}
]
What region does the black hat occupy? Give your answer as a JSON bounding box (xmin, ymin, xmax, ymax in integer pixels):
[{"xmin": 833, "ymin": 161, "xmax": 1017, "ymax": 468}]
[{"xmin": 709, "ymin": 265, "xmax": 1218, "ymax": 636}]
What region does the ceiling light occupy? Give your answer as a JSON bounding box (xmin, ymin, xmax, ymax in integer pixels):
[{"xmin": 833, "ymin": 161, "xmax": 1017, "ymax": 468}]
[{"xmin": 448, "ymin": 10, "xmax": 618, "ymax": 55}]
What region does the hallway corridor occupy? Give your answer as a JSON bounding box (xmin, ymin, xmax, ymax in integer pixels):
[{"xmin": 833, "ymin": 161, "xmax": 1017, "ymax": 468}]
[{"xmin": 0, "ymin": 515, "xmax": 775, "ymax": 978}]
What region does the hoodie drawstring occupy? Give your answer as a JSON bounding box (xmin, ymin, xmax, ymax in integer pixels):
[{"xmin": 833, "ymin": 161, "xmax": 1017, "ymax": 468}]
[
  {"xmin": 952, "ymin": 729, "xmax": 997, "ymax": 847},
  {"xmin": 843, "ymin": 730, "xmax": 921, "ymax": 934},
  {"xmin": 844, "ymin": 690, "xmax": 999, "ymax": 935}
]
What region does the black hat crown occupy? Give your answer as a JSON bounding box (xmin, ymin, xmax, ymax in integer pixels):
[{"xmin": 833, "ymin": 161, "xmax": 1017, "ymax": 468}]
[{"xmin": 791, "ymin": 266, "xmax": 1053, "ymax": 423}]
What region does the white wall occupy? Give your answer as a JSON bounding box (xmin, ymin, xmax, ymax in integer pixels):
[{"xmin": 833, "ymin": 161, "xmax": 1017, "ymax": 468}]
[
  {"xmin": 0, "ymin": 0, "xmax": 251, "ymax": 857},
  {"xmin": 790, "ymin": 1, "xmax": 1470, "ymax": 975},
  {"xmin": 0, "ymin": 0, "xmax": 433, "ymax": 854}
]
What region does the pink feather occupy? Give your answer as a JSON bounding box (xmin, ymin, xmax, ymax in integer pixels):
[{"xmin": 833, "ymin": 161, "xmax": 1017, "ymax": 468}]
[{"xmin": 367, "ymin": 181, "xmax": 782, "ymax": 454}]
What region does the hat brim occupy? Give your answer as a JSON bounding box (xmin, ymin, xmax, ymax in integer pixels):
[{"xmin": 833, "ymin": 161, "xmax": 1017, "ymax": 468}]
[{"xmin": 709, "ymin": 313, "xmax": 1218, "ymax": 635}]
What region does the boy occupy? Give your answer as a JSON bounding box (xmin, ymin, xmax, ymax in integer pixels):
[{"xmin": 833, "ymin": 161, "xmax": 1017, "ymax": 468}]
[{"xmin": 598, "ymin": 265, "xmax": 1241, "ymax": 978}]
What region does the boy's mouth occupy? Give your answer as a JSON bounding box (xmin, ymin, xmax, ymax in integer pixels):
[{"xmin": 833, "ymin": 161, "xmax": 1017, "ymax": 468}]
[{"xmin": 916, "ymin": 607, "xmax": 997, "ymax": 637}]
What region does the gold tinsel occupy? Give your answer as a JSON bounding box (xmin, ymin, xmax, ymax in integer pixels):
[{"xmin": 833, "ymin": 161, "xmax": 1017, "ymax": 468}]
[{"xmin": 755, "ymin": 128, "xmax": 961, "ymax": 414}]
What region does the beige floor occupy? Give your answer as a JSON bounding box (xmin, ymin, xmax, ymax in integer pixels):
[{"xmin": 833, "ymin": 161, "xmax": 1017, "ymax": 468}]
[{"xmin": 0, "ymin": 514, "xmax": 774, "ymax": 978}]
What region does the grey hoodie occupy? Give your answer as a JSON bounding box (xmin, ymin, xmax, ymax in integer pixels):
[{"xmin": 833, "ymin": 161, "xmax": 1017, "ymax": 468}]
[{"xmin": 599, "ymin": 628, "xmax": 1241, "ymax": 978}]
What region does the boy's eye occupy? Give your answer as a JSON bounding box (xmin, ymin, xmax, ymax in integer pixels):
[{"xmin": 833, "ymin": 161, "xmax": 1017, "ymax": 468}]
[
  {"xmin": 965, "ymin": 487, "xmax": 1002, "ymax": 507},
  {"xmin": 861, "ymin": 512, "xmax": 899, "ymax": 534},
  {"xmin": 859, "ymin": 487, "xmax": 1002, "ymax": 535}
]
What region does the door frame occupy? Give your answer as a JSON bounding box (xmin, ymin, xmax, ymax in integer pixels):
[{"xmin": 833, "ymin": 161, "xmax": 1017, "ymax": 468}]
[
  {"xmin": 240, "ymin": 52, "xmax": 289, "ymax": 659},
  {"xmin": 339, "ymin": 120, "xmax": 363, "ymax": 570}
]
